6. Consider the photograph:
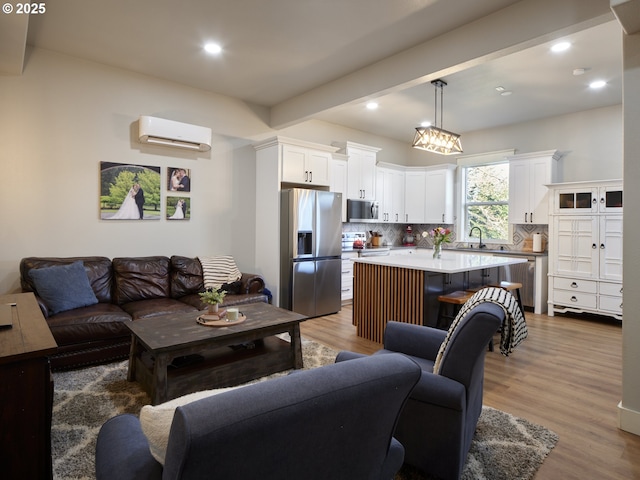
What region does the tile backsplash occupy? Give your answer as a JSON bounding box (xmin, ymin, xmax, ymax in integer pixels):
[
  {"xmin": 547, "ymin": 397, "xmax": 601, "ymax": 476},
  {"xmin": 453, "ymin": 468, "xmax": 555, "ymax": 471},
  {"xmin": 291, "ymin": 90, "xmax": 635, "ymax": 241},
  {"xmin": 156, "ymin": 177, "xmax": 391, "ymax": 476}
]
[{"xmin": 343, "ymin": 222, "xmax": 548, "ymax": 252}]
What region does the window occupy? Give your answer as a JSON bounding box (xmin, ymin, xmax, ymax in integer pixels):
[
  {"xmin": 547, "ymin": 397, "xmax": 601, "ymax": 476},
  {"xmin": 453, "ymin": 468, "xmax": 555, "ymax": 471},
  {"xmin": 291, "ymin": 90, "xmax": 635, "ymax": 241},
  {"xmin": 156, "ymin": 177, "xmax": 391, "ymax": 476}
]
[{"xmin": 462, "ymin": 162, "xmax": 510, "ymax": 243}]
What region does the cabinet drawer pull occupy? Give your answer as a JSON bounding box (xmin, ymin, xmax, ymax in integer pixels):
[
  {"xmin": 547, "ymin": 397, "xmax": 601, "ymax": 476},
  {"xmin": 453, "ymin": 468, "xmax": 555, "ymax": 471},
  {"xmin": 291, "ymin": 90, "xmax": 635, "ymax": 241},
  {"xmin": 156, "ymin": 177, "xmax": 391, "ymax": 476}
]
[
  {"xmin": 571, "ymin": 282, "xmax": 578, "ymax": 288},
  {"xmin": 571, "ymin": 296, "xmax": 578, "ymax": 302},
  {"xmin": 525, "ymin": 212, "xmax": 528, "ymax": 223},
  {"xmin": 592, "ymin": 243, "xmax": 597, "ymax": 249},
  {"xmin": 600, "ymin": 243, "xmax": 605, "ymax": 249}
]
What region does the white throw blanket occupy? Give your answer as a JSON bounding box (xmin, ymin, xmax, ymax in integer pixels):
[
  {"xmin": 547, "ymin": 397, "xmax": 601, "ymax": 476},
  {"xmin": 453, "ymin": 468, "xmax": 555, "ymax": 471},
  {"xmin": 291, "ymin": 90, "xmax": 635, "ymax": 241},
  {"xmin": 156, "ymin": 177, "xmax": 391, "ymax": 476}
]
[
  {"xmin": 433, "ymin": 287, "xmax": 528, "ymax": 374},
  {"xmin": 198, "ymin": 255, "xmax": 242, "ymax": 290}
]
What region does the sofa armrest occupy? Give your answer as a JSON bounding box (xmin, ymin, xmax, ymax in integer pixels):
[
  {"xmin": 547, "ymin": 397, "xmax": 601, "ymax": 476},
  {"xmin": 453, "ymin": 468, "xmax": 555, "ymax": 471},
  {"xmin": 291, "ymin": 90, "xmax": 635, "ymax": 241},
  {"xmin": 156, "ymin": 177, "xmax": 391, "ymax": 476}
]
[
  {"xmin": 335, "ymin": 350, "xmax": 367, "ymax": 363},
  {"xmin": 410, "ymin": 371, "xmax": 466, "ymax": 411},
  {"xmin": 240, "ymin": 272, "xmax": 265, "ymax": 294},
  {"xmin": 383, "ymin": 321, "xmax": 447, "ymax": 361},
  {"xmin": 382, "ymin": 438, "xmax": 405, "ymax": 480},
  {"xmin": 96, "ymin": 414, "xmax": 162, "ymax": 480}
]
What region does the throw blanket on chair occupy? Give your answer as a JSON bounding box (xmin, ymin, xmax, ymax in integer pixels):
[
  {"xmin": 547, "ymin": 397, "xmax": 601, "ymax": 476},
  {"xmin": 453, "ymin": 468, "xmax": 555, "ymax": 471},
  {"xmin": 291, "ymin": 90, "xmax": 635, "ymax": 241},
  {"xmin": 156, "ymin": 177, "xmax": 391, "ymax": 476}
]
[
  {"xmin": 198, "ymin": 255, "xmax": 242, "ymax": 290},
  {"xmin": 434, "ymin": 287, "xmax": 528, "ymax": 374}
]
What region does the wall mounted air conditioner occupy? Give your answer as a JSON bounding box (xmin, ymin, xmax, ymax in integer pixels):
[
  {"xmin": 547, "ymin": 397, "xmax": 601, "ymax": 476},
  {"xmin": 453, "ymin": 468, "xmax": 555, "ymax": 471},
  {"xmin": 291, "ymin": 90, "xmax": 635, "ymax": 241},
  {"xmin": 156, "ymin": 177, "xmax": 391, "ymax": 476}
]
[{"xmin": 138, "ymin": 115, "xmax": 212, "ymax": 152}]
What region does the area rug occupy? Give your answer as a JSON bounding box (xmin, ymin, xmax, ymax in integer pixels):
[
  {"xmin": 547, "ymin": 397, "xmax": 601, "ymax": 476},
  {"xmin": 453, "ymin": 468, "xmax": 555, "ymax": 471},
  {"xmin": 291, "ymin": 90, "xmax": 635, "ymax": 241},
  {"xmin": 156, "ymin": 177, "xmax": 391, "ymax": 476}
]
[{"xmin": 52, "ymin": 339, "xmax": 557, "ymax": 480}]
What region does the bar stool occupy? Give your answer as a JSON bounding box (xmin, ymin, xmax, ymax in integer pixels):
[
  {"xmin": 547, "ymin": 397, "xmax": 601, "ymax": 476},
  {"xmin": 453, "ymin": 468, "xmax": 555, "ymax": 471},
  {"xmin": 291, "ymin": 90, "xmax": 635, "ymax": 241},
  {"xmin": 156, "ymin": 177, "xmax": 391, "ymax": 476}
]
[
  {"xmin": 436, "ymin": 291, "xmax": 474, "ymax": 330},
  {"xmin": 489, "ymin": 281, "xmax": 524, "ymax": 315}
]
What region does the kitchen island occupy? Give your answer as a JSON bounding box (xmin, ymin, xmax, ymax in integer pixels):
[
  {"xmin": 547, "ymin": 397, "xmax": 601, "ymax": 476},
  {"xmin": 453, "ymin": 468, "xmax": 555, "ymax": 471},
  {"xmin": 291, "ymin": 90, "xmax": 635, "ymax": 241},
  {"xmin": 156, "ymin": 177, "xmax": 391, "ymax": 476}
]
[{"xmin": 351, "ymin": 250, "xmax": 527, "ymax": 342}]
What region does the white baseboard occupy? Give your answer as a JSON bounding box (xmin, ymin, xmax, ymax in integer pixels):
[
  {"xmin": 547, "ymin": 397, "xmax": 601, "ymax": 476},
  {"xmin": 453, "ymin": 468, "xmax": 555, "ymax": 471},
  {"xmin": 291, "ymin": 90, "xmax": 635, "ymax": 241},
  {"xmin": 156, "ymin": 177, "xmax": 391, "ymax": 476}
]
[{"xmin": 618, "ymin": 401, "xmax": 640, "ymax": 436}]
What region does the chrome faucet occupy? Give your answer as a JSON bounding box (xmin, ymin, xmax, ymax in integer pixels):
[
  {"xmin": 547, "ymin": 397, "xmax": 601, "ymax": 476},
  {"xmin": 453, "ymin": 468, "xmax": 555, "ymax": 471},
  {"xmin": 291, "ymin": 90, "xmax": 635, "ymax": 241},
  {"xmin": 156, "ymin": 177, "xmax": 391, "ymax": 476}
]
[{"xmin": 469, "ymin": 226, "xmax": 486, "ymax": 249}]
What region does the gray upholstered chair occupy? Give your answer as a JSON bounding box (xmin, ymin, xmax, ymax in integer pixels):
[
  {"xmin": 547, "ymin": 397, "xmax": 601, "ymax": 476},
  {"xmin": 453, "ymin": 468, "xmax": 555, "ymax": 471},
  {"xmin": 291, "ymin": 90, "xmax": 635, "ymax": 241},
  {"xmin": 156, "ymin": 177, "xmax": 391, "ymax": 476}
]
[
  {"xmin": 95, "ymin": 353, "xmax": 420, "ymax": 480},
  {"xmin": 337, "ymin": 302, "xmax": 505, "ymax": 480}
]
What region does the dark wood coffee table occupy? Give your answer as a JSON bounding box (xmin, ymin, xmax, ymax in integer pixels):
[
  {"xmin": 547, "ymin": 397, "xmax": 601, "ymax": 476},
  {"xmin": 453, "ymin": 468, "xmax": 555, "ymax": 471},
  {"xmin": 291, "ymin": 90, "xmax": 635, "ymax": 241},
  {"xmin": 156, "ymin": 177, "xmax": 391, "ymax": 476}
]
[{"xmin": 126, "ymin": 302, "xmax": 307, "ymax": 404}]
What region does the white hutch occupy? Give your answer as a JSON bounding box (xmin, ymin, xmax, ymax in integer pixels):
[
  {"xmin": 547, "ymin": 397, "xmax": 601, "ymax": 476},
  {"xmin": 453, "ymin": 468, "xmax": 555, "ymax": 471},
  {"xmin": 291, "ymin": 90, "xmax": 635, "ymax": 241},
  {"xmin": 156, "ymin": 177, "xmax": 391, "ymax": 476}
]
[{"xmin": 547, "ymin": 179, "xmax": 623, "ymax": 320}]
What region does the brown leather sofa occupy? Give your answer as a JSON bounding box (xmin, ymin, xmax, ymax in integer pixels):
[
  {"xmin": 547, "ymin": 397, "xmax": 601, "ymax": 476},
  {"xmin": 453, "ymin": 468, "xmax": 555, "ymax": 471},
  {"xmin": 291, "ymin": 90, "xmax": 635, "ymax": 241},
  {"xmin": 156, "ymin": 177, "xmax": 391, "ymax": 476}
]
[{"xmin": 20, "ymin": 256, "xmax": 268, "ymax": 371}]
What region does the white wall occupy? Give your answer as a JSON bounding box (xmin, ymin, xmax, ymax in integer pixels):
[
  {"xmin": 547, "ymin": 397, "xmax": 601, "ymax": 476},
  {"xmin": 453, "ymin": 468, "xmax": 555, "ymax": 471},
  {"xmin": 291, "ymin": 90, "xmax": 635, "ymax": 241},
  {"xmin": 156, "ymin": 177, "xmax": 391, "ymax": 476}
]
[
  {"xmin": 402, "ymin": 105, "xmax": 623, "ymax": 182},
  {"xmin": 0, "ymin": 48, "xmax": 272, "ymax": 294},
  {"xmin": 620, "ymin": 30, "xmax": 640, "ymax": 435}
]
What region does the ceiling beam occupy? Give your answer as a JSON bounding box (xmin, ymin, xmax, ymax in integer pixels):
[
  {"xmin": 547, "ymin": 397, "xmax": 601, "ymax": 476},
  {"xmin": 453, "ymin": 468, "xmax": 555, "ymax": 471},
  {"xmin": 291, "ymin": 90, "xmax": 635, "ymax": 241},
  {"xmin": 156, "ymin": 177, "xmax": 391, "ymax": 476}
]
[
  {"xmin": 611, "ymin": 0, "xmax": 640, "ymax": 34},
  {"xmin": 270, "ymin": 0, "xmax": 614, "ymax": 130}
]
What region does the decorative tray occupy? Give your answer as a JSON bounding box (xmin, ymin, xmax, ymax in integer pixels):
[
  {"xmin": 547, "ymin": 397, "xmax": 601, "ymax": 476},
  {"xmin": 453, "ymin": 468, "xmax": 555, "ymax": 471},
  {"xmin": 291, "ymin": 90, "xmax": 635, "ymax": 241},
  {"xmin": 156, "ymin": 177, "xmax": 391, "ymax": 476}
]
[{"xmin": 196, "ymin": 314, "xmax": 247, "ymax": 327}]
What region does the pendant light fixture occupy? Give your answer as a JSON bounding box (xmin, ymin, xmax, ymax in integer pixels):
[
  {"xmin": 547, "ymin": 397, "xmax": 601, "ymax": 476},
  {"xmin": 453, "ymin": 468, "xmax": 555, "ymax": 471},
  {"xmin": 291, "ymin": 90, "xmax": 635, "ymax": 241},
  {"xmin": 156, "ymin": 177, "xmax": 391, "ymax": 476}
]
[{"xmin": 412, "ymin": 79, "xmax": 463, "ymax": 155}]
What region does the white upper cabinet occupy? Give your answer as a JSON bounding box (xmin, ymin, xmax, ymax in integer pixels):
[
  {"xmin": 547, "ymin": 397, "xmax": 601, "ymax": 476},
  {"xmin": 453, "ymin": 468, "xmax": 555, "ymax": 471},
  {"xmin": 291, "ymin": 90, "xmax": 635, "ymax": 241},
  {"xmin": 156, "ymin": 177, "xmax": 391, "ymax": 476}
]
[
  {"xmin": 376, "ymin": 164, "xmax": 405, "ymax": 222},
  {"xmin": 282, "ymin": 143, "xmax": 332, "ymax": 186},
  {"xmin": 508, "ymin": 150, "xmax": 561, "ymax": 224},
  {"xmin": 424, "ymin": 165, "xmax": 456, "ymax": 224},
  {"xmin": 404, "ymin": 170, "xmax": 426, "ymax": 223},
  {"xmin": 329, "ymin": 154, "xmax": 348, "ymax": 222},
  {"xmin": 334, "ymin": 142, "xmax": 380, "ymax": 201}
]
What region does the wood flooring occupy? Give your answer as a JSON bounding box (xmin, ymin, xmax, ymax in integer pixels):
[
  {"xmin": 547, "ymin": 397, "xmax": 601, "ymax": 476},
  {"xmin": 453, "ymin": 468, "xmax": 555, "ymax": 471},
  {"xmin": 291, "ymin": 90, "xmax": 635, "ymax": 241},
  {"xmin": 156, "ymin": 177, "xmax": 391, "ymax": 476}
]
[{"xmin": 300, "ymin": 305, "xmax": 640, "ymax": 480}]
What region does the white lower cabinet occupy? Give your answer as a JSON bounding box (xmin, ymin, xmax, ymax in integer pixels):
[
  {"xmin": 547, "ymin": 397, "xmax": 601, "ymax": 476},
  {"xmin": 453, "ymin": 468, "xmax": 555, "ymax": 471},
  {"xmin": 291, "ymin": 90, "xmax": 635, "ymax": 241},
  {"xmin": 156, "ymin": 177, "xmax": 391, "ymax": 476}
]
[{"xmin": 341, "ymin": 252, "xmax": 357, "ymax": 303}]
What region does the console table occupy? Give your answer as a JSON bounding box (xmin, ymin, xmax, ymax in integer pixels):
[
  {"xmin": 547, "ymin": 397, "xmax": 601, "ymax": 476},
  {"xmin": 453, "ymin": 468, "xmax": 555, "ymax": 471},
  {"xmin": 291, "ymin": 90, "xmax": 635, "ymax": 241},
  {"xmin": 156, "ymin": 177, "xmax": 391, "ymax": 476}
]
[{"xmin": 0, "ymin": 292, "xmax": 57, "ymax": 480}]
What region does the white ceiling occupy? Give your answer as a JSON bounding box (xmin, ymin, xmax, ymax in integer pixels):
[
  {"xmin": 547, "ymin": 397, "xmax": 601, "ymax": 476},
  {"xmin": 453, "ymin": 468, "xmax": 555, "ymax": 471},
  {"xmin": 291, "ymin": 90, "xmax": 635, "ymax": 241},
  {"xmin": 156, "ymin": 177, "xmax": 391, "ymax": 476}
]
[{"xmin": 1, "ymin": 0, "xmax": 623, "ymax": 143}]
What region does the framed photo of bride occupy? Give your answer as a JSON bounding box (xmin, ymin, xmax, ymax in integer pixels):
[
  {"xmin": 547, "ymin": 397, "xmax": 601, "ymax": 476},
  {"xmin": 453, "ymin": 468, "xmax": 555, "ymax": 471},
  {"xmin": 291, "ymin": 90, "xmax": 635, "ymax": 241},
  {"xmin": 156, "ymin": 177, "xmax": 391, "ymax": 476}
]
[
  {"xmin": 167, "ymin": 167, "xmax": 191, "ymax": 192},
  {"xmin": 166, "ymin": 196, "xmax": 190, "ymax": 220},
  {"xmin": 100, "ymin": 162, "xmax": 161, "ymax": 220}
]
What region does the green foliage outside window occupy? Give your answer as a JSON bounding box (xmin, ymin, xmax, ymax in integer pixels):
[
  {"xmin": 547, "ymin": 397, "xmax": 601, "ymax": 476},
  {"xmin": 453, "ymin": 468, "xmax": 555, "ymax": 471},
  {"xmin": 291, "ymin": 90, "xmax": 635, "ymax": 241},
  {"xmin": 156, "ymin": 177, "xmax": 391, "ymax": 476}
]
[{"xmin": 465, "ymin": 163, "xmax": 509, "ymax": 241}]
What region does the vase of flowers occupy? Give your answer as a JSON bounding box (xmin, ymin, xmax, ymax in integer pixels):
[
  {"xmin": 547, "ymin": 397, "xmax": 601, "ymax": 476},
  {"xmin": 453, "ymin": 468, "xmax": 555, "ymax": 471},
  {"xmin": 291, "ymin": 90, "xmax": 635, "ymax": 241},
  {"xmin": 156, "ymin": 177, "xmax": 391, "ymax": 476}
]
[
  {"xmin": 425, "ymin": 227, "xmax": 453, "ymax": 259},
  {"xmin": 199, "ymin": 287, "xmax": 227, "ymax": 313}
]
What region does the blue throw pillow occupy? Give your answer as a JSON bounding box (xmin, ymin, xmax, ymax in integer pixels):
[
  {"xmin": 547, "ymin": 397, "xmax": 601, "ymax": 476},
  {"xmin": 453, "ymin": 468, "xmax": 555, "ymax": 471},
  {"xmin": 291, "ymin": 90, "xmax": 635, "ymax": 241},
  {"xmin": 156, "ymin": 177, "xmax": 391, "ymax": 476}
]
[{"xmin": 29, "ymin": 261, "xmax": 99, "ymax": 315}]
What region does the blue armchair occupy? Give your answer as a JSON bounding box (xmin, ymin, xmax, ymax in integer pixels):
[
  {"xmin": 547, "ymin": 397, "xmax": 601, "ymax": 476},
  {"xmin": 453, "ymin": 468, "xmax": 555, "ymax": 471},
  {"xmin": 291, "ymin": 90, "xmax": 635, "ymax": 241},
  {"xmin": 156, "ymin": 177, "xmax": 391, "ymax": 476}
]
[
  {"xmin": 337, "ymin": 302, "xmax": 505, "ymax": 480},
  {"xmin": 95, "ymin": 353, "xmax": 421, "ymax": 480}
]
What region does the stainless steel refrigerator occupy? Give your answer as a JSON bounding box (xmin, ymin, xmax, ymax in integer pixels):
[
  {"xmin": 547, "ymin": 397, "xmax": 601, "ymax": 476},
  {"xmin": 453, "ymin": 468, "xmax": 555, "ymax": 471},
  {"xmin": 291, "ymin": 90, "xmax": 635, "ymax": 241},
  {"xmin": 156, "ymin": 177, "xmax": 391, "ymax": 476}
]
[{"xmin": 280, "ymin": 188, "xmax": 342, "ymax": 317}]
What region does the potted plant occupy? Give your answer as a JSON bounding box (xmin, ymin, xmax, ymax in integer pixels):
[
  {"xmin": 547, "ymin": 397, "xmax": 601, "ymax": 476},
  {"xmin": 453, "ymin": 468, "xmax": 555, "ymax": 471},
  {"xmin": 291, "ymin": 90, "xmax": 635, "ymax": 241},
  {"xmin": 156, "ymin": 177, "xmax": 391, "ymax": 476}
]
[{"xmin": 199, "ymin": 287, "xmax": 226, "ymax": 314}]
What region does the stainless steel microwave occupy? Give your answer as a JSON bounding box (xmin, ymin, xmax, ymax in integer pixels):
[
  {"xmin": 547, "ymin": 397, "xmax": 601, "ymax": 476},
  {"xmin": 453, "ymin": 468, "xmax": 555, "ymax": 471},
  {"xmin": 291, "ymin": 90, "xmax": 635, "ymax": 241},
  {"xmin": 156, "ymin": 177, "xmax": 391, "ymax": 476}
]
[{"xmin": 346, "ymin": 199, "xmax": 379, "ymax": 222}]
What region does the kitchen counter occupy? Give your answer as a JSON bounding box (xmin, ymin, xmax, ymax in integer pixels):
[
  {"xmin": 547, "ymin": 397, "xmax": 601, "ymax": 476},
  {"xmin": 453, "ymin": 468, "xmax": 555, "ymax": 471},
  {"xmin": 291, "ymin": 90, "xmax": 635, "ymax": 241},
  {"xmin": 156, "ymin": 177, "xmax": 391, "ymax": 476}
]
[
  {"xmin": 352, "ymin": 250, "xmax": 527, "ymax": 273},
  {"xmin": 387, "ymin": 246, "xmax": 547, "ymax": 257},
  {"xmin": 447, "ymin": 247, "xmax": 548, "ymax": 257},
  {"xmin": 351, "ymin": 251, "xmax": 528, "ymax": 342}
]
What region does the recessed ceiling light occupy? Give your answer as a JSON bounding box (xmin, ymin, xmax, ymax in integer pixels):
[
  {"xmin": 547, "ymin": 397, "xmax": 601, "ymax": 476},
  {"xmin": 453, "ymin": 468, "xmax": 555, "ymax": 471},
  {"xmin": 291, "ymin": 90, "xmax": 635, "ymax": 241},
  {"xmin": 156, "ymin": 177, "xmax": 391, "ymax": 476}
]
[
  {"xmin": 500, "ymin": 91, "xmax": 513, "ymax": 96},
  {"xmin": 551, "ymin": 41, "xmax": 571, "ymax": 53},
  {"xmin": 495, "ymin": 86, "xmax": 506, "ymax": 92},
  {"xmin": 366, "ymin": 102, "xmax": 379, "ymax": 110},
  {"xmin": 204, "ymin": 42, "xmax": 222, "ymax": 55},
  {"xmin": 589, "ymin": 80, "xmax": 607, "ymax": 89}
]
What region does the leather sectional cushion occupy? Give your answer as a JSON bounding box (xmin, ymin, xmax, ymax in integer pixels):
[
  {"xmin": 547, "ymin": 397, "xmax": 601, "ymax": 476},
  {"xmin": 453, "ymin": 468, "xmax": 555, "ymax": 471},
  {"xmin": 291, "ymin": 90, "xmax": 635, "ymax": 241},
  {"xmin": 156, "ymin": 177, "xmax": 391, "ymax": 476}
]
[
  {"xmin": 170, "ymin": 256, "xmax": 204, "ymax": 298},
  {"xmin": 113, "ymin": 256, "xmax": 172, "ymax": 304},
  {"xmin": 45, "ymin": 303, "xmax": 132, "ymax": 346},
  {"xmin": 119, "ymin": 297, "xmax": 197, "ymax": 320}
]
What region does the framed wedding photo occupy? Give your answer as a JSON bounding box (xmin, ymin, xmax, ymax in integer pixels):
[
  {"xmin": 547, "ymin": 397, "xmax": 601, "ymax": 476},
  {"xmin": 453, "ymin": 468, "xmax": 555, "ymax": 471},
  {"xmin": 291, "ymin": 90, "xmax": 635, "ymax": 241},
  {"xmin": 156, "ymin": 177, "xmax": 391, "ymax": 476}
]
[
  {"xmin": 167, "ymin": 167, "xmax": 191, "ymax": 192},
  {"xmin": 100, "ymin": 162, "xmax": 161, "ymax": 220},
  {"xmin": 166, "ymin": 196, "xmax": 190, "ymax": 220}
]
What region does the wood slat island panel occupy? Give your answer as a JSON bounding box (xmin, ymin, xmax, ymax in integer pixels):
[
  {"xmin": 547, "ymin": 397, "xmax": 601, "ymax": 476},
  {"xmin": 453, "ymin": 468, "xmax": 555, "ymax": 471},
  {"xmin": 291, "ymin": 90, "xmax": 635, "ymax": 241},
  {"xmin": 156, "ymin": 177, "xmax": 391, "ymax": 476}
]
[{"xmin": 353, "ymin": 262, "xmax": 424, "ymax": 343}]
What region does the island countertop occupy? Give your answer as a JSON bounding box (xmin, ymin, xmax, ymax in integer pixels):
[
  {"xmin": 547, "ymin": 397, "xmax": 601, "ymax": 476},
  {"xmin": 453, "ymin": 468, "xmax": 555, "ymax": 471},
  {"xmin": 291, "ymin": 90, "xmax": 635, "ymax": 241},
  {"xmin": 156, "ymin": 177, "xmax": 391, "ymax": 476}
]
[{"xmin": 351, "ymin": 250, "xmax": 527, "ymax": 273}]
